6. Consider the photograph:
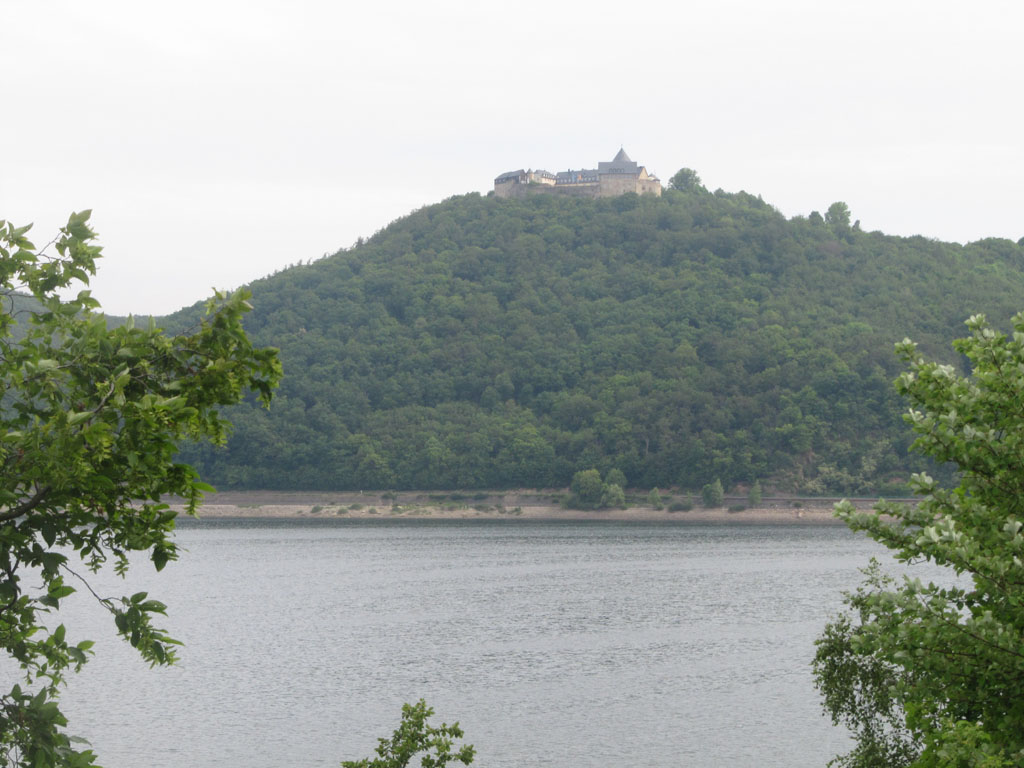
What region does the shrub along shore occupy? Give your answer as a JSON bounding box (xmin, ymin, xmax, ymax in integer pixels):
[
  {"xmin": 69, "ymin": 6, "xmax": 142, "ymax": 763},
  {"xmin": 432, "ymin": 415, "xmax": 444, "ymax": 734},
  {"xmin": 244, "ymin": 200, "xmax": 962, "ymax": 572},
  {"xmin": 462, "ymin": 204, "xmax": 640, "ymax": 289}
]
[{"xmin": 172, "ymin": 490, "xmax": 892, "ymax": 523}]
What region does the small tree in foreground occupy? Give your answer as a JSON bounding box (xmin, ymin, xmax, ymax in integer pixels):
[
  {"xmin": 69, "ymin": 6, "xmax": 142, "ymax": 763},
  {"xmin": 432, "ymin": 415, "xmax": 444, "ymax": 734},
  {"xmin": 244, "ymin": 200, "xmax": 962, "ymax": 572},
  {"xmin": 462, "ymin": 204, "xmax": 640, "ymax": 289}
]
[
  {"xmin": 814, "ymin": 314, "xmax": 1024, "ymax": 767},
  {"xmin": 647, "ymin": 487, "xmax": 663, "ymax": 510},
  {"xmin": 747, "ymin": 480, "xmax": 762, "ymax": 507},
  {"xmin": 569, "ymin": 469, "xmax": 603, "ymax": 508},
  {"xmin": 600, "ymin": 482, "xmax": 625, "ymax": 509},
  {"xmin": 0, "ymin": 213, "xmax": 281, "ymax": 766},
  {"xmin": 701, "ymin": 478, "xmax": 724, "ymax": 508},
  {"xmin": 342, "ymin": 700, "xmax": 475, "ymax": 768}
]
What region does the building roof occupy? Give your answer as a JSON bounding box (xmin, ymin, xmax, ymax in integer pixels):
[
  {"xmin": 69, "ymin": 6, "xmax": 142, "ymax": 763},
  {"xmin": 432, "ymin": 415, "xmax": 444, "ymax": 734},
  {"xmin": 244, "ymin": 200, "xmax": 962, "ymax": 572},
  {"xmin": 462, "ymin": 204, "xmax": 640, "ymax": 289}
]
[
  {"xmin": 555, "ymin": 169, "xmax": 599, "ymax": 184},
  {"xmin": 598, "ymin": 147, "xmax": 639, "ymax": 174},
  {"xmin": 495, "ymin": 169, "xmax": 526, "ymax": 182}
]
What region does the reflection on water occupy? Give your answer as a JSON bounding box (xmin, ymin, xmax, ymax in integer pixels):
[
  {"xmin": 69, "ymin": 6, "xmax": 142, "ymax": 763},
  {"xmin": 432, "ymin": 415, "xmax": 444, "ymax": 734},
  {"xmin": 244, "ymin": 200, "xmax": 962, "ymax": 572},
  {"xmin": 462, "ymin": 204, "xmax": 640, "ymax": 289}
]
[{"xmin": 52, "ymin": 520, "xmax": 888, "ymax": 767}]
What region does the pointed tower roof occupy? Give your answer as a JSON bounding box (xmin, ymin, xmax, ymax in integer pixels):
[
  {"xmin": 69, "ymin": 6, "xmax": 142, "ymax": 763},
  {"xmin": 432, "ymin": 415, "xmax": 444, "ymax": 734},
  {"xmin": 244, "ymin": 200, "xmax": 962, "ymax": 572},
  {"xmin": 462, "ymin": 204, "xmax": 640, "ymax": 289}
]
[{"xmin": 598, "ymin": 147, "xmax": 639, "ymax": 174}]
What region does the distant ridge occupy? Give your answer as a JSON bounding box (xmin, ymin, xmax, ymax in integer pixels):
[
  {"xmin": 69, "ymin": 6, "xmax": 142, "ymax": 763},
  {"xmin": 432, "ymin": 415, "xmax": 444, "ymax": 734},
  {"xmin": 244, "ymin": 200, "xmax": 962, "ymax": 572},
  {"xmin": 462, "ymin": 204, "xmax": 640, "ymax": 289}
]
[{"xmin": 170, "ymin": 182, "xmax": 1024, "ymax": 493}]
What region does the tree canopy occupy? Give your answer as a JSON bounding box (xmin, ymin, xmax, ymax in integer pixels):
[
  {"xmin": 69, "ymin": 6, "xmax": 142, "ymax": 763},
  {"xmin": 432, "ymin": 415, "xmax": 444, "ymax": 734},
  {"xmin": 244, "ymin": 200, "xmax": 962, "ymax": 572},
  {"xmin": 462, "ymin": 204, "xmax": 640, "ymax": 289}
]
[
  {"xmin": 163, "ymin": 187, "xmax": 1024, "ymax": 494},
  {"xmin": 0, "ymin": 213, "xmax": 281, "ymax": 766},
  {"xmin": 668, "ymin": 167, "xmax": 703, "ymax": 192},
  {"xmin": 814, "ymin": 313, "xmax": 1024, "ymax": 767},
  {"xmin": 826, "ymin": 201, "xmax": 852, "ymax": 232}
]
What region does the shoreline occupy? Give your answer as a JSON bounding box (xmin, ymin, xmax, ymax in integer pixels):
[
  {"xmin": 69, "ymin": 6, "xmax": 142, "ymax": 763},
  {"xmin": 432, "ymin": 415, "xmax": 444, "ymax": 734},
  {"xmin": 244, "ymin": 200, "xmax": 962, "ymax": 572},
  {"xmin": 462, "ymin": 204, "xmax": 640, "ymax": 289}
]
[{"xmin": 172, "ymin": 490, "xmax": 886, "ymax": 525}]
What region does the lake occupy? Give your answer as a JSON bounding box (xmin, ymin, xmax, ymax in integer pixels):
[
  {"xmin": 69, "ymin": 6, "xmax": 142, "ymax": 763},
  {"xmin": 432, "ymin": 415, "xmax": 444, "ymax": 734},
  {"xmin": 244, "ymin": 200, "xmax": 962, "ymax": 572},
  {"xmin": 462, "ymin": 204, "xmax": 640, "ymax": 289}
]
[{"xmin": 48, "ymin": 519, "xmax": 894, "ymax": 767}]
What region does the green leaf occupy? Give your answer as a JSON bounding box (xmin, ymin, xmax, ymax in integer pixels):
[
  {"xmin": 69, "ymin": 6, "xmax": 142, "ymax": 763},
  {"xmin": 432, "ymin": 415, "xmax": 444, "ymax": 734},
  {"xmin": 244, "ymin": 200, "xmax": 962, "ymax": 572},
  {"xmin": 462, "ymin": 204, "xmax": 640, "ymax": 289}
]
[
  {"xmin": 152, "ymin": 547, "xmax": 169, "ymax": 571},
  {"xmin": 67, "ymin": 411, "xmax": 91, "ymax": 426},
  {"xmin": 41, "ymin": 519, "xmax": 58, "ymax": 547}
]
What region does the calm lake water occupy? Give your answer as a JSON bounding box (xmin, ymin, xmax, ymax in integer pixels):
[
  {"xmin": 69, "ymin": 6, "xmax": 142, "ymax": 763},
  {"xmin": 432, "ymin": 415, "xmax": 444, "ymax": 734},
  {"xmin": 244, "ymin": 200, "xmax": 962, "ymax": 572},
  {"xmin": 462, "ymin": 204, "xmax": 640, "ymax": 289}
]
[{"xmin": 46, "ymin": 520, "xmax": 895, "ymax": 767}]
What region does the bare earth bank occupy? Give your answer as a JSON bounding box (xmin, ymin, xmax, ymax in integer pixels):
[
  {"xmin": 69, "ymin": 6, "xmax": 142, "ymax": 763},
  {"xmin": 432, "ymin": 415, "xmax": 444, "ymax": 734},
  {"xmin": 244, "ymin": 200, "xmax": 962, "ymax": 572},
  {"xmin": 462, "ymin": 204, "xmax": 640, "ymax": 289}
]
[{"xmin": 171, "ymin": 490, "xmax": 888, "ymax": 524}]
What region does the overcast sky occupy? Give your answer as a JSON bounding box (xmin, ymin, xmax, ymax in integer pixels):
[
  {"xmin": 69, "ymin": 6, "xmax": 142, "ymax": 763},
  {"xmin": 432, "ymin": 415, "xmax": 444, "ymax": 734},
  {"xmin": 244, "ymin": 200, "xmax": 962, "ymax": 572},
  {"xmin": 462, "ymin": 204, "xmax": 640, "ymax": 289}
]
[{"xmin": 3, "ymin": 0, "xmax": 1022, "ymax": 316}]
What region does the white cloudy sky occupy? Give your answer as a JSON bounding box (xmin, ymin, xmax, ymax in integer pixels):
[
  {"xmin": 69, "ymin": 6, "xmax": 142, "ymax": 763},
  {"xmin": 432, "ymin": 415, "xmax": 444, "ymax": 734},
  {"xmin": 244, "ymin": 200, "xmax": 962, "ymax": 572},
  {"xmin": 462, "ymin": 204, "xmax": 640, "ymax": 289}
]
[{"xmin": 3, "ymin": 0, "xmax": 1022, "ymax": 316}]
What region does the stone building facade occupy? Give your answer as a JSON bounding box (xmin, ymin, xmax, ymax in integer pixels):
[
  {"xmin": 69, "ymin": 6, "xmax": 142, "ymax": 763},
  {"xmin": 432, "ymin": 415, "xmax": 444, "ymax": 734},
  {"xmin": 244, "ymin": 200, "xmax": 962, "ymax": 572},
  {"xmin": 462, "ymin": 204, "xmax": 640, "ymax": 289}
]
[{"xmin": 494, "ymin": 149, "xmax": 662, "ymax": 199}]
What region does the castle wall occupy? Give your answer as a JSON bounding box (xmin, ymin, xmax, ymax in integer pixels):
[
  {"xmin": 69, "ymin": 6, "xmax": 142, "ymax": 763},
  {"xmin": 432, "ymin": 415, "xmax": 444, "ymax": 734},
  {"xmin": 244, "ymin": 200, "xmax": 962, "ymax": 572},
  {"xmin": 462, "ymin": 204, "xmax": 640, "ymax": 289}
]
[
  {"xmin": 494, "ymin": 179, "xmax": 519, "ymax": 198},
  {"xmin": 495, "ymin": 171, "xmax": 559, "ymax": 198},
  {"xmin": 497, "ymin": 178, "xmax": 661, "ymax": 199},
  {"xmin": 547, "ymin": 183, "xmax": 601, "ymax": 198},
  {"xmin": 637, "ymin": 177, "xmax": 662, "ymax": 196},
  {"xmin": 598, "ymin": 174, "xmax": 639, "ymax": 198},
  {"xmin": 499, "ymin": 182, "xmax": 601, "ymax": 199}
]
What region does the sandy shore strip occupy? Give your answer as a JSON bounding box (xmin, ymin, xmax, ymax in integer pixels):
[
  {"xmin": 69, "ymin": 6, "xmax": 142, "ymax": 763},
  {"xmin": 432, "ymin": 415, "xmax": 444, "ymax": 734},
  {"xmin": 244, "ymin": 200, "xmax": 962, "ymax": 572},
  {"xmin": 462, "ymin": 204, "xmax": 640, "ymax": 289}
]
[{"xmin": 171, "ymin": 490, "xmax": 894, "ymax": 524}]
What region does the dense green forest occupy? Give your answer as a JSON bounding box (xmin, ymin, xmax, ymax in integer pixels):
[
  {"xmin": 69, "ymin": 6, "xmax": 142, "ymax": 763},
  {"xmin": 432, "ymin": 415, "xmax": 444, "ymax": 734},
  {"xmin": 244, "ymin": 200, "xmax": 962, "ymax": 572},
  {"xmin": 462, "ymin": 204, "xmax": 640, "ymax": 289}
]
[{"xmin": 166, "ymin": 180, "xmax": 1024, "ymax": 493}]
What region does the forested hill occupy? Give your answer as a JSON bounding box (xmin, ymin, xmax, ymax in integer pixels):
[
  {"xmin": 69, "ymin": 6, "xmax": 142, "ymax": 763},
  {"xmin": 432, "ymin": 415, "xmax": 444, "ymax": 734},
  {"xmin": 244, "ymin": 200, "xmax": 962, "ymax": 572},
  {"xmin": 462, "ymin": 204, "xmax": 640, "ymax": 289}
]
[{"xmin": 169, "ymin": 183, "xmax": 1024, "ymax": 493}]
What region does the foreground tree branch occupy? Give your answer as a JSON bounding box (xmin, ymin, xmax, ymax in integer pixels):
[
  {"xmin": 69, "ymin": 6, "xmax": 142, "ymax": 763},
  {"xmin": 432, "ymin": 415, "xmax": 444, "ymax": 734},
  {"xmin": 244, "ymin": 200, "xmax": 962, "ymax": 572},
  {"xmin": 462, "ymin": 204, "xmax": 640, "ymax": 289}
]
[
  {"xmin": 0, "ymin": 486, "xmax": 51, "ymax": 524},
  {"xmin": 814, "ymin": 314, "xmax": 1024, "ymax": 768},
  {"xmin": 341, "ymin": 700, "xmax": 475, "ymax": 768},
  {"xmin": 0, "ymin": 212, "xmax": 281, "ymax": 767}
]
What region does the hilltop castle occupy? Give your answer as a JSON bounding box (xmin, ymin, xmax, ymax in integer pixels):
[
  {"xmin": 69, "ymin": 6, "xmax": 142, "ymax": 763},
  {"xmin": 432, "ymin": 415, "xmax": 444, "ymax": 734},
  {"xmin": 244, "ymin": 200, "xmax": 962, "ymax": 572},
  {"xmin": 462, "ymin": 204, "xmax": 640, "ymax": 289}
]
[{"xmin": 494, "ymin": 148, "xmax": 662, "ymax": 199}]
